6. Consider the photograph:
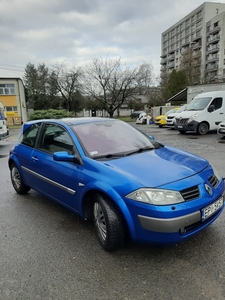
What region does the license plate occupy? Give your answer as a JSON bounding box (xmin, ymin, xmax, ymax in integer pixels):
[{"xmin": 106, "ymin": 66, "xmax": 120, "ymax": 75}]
[
  {"xmin": 178, "ymin": 126, "xmax": 183, "ymax": 128},
  {"xmin": 202, "ymin": 197, "xmax": 224, "ymax": 220}
]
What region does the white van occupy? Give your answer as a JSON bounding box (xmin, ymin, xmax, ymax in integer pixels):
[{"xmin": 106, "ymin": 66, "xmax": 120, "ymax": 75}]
[
  {"xmin": 0, "ymin": 101, "xmax": 9, "ymax": 141},
  {"xmin": 174, "ymin": 91, "xmax": 225, "ymax": 135}
]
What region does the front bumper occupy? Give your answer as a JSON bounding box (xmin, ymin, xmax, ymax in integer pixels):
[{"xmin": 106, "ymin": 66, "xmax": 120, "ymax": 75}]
[
  {"xmin": 155, "ymin": 120, "xmax": 166, "ymax": 126},
  {"xmin": 138, "ymin": 210, "xmax": 200, "ymax": 233},
  {"xmin": 174, "ymin": 120, "xmax": 199, "ymax": 132},
  {"xmin": 124, "ymin": 177, "xmax": 225, "ymax": 245},
  {"xmin": 0, "ymin": 132, "xmax": 9, "ymax": 141},
  {"xmin": 218, "ymin": 127, "xmax": 225, "ymax": 136}
]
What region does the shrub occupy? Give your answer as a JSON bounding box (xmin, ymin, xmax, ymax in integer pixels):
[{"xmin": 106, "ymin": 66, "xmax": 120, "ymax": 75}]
[{"xmin": 29, "ymin": 109, "xmax": 75, "ymax": 120}]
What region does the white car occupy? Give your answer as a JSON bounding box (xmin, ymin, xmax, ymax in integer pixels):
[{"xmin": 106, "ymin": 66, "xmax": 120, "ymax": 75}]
[
  {"xmin": 136, "ymin": 113, "xmax": 152, "ymax": 125},
  {"xmin": 217, "ymin": 120, "xmax": 225, "ymax": 137},
  {"xmin": 166, "ymin": 104, "xmax": 187, "ymax": 128}
]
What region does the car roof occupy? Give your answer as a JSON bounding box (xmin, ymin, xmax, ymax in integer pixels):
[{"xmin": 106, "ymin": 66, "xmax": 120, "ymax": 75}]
[{"xmin": 22, "ymin": 117, "xmax": 119, "ymax": 129}]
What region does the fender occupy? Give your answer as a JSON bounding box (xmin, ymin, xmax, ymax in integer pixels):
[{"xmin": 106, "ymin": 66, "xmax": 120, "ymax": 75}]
[
  {"xmin": 8, "ymin": 154, "xmax": 29, "ymax": 186},
  {"xmin": 79, "ymin": 180, "xmax": 137, "ymax": 240}
]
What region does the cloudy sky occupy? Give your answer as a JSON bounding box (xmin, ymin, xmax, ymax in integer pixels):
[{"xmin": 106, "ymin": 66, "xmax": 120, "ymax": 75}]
[{"xmin": 1, "ymin": 0, "xmax": 225, "ymax": 83}]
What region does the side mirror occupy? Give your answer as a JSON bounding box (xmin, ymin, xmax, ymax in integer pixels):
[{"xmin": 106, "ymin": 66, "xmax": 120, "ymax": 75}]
[
  {"xmin": 53, "ymin": 151, "xmax": 81, "ymax": 164},
  {"xmin": 208, "ymin": 105, "xmax": 215, "ymax": 113},
  {"xmin": 149, "ymin": 135, "xmax": 155, "ymax": 140}
]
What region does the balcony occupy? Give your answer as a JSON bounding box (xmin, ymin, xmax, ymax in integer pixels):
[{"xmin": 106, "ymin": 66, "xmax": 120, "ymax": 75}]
[
  {"xmin": 206, "ymin": 54, "xmax": 219, "ymax": 63},
  {"xmin": 160, "ymin": 53, "xmax": 167, "ymax": 58},
  {"xmin": 167, "ymin": 54, "xmax": 175, "ymax": 61},
  {"xmin": 207, "ymin": 25, "xmax": 221, "ymax": 35},
  {"xmin": 206, "ymin": 44, "xmax": 220, "ymax": 54},
  {"xmin": 207, "ymin": 34, "xmax": 220, "ymax": 45},
  {"xmin": 206, "ymin": 64, "xmax": 219, "ymax": 72},
  {"xmin": 160, "ymin": 58, "xmax": 167, "ymax": 65}
]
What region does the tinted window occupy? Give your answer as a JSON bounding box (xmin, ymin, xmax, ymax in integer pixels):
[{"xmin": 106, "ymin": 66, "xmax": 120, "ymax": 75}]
[
  {"xmin": 37, "ymin": 124, "xmax": 74, "ymax": 154},
  {"xmin": 211, "ymin": 97, "xmax": 222, "ymax": 110},
  {"xmin": 19, "ymin": 123, "xmax": 40, "ymax": 147},
  {"xmin": 73, "ymin": 120, "xmax": 155, "ymax": 157}
]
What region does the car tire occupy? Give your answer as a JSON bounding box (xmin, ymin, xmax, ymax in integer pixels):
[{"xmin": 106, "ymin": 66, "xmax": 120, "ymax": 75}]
[
  {"xmin": 197, "ymin": 122, "xmax": 208, "ymax": 135},
  {"xmin": 10, "ymin": 163, "xmax": 31, "ymax": 194},
  {"xmin": 93, "ymin": 194, "xmax": 125, "ymax": 251}
]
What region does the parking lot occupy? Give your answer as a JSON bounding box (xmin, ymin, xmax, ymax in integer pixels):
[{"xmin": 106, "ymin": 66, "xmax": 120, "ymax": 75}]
[{"xmin": 1, "ymin": 125, "xmax": 225, "ymax": 300}]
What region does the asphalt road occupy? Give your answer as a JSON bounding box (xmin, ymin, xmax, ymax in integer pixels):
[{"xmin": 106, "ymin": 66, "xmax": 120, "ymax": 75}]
[{"xmin": 1, "ymin": 125, "xmax": 225, "ymax": 300}]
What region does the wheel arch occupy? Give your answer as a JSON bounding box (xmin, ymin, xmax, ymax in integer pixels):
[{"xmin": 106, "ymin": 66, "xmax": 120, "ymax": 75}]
[
  {"xmin": 197, "ymin": 121, "xmax": 210, "ymax": 134},
  {"xmin": 8, "ymin": 157, "xmax": 29, "ymax": 186},
  {"xmin": 81, "ymin": 187, "xmax": 136, "ymax": 240}
]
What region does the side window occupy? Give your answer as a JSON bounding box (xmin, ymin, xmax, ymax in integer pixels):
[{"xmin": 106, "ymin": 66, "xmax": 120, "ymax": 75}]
[
  {"xmin": 19, "ymin": 123, "xmax": 40, "ymax": 147},
  {"xmin": 211, "ymin": 97, "xmax": 222, "ymax": 110},
  {"xmin": 38, "ymin": 124, "xmax": 74, "ymax": 154}
]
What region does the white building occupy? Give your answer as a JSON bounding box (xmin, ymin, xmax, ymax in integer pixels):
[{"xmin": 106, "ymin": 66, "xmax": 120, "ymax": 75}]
[{"xmin": 160, "ymin": 2, "xmax": 225, "ymax": 83}]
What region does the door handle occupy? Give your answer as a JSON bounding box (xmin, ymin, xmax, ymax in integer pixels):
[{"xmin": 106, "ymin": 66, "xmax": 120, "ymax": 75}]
[{"xmin": 31, "ymin": 156, "xmax": 38, "ymax": 162}]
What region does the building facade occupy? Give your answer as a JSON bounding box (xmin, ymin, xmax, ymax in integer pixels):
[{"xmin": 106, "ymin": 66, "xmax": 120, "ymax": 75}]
[
  {"xmin": 160, "ymin": 2, "xmax": 225, "ymax": 83},
  {"xmin": 0, "ymin": 78, "xmax": 27, "ymax": 125}
]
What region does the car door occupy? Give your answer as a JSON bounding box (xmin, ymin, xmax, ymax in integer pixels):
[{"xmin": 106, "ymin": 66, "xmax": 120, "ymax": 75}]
[
  {"xmin": 15, "ymin": 122, "xmax": 42, "ymax": 187},
  {"xmin": 29, "ymin": 123, "xmax": 82, "ymax": 213},
  {"xmin": 208, "ymin": 97, "xmax": 224, "ymax": 129}
]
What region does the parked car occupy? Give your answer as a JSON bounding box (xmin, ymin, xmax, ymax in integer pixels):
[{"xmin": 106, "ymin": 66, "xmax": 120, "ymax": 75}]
[
  {"xmin": 8, "ymin": 117, "xmax": 225, "ymax": 251},
  {"xmin": 166, "ymin": 104, "xmax": 188, "ymax": 128},
  {"xmin": 217, "ymin": 120, "xmax": 225, "ymax": 137},
  {"xmin": 0, "ymin": 101, "xmax": 9, "ymax": 141},
  {"xmin": 154, "ymin": 108, "xmax": 179, "ymax": 127},
  {"xmin": 136, "ymin": 113, "xmax": 152, "ymax": 125},
  {"xmin": 174, "ymin": 91, "xmax": 225, "ymax": 135},
  {"xmin": 130, "ymin": 111, "xmax": 145, "ymax": 119}
]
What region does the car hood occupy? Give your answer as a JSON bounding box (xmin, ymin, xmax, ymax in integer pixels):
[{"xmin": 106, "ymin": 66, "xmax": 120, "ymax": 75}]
[
  {"xmin": 104, "ymin": 146, "xmax": 208, "ymax": 187},
  {"xmin": 176, "ymin": 110, "xmax": 201, "ymax": 118},
  {"xmin": 155, "ymin": 114, "xmax": 166, "ymax": 119}
]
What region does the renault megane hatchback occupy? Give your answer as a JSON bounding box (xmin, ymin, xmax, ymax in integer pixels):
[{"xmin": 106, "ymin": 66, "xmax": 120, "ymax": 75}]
[{"xmin": 8, "ymin": 117, "xmax": 225, "ymax": 251}]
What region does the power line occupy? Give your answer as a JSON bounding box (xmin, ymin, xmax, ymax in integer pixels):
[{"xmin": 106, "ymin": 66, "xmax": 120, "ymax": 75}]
[
  {"xmin": 0, "ymin": 62, "xmax": 25, "ymax": 72},
  {"xmin": 0, "ymin": 66, "xmax": 24, "ymax": 72}
]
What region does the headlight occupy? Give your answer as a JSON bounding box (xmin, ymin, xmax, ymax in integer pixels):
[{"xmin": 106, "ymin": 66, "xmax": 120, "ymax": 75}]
[
  {"xmin": 210, "ymin": 164, "xmax": 221, "ymax": 181},
  {"xmin": 125, "ymin": 188, "xmax": 184, "ymax": 205},
  {"xmin": 188, "ymin": 113, "xmax": 198, "ymax": 123}
]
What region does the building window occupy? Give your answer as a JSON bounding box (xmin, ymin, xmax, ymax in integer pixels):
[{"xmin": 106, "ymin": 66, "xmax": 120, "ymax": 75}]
[
  {"xmin": 0, "ymin": 84, "xmax": 15, "ymax": 95},
  {"xmin": 5, "ymin": 106, "xmax": 18, "ymax": 112},
  {"xmin": 214, "ymin": 21, "xmax": 219, "ymax": 28},
  {"xmin": 197, "ymin": 11, "xmax": 202, "ymax": 19}
]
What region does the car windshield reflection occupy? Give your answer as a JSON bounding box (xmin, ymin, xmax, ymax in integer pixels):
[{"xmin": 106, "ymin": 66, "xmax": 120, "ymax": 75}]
[{"xmin": 72, "ymin": 120, "xmax": 155, "ymax": 158}]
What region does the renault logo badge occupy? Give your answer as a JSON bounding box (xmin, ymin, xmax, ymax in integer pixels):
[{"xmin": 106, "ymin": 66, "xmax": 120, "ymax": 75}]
[{"xmin": 205, "ymin": 183, "xmax": 212, "ymax": 195}]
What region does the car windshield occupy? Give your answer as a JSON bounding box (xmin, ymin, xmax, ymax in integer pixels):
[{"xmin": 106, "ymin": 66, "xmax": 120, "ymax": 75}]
[
  {"xmin": 186, "ymin": 97, "xmax": 212, "ymax": 111},
  {"xmin": 165, "ymin": 109, "xmax": 177, "ymax": 115},
  {"xmin": 72, "ymin": 120, "xmax": 159, "ymax": 159},
  {"xmin": 176, "ymin": 105, "xmax": 187, "ymax": 113}
]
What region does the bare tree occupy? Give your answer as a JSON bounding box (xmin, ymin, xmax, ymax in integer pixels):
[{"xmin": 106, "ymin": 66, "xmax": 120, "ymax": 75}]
[
  {"xmin": 49, "ymin": 63, "xmax": 83, "ymax": 112},
  {"xmin": 81, "ymin": 57, "xmax": 153, "ymax": 117}
]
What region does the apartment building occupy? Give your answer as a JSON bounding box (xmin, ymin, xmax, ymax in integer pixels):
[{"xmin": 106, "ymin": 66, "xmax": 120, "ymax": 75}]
[
  {"xmin": 160, "ymin": 2, "xmax": 225, "ymax": 83},
  {"xmin": 0, "ymin": 78, "xmax": 27, "ymax": 125}
]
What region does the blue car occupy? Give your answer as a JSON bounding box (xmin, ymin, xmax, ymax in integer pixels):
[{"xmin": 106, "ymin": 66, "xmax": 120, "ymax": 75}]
[{"xmin": 8, "ymin": 117, "xmax": 225, "ymax": 251}]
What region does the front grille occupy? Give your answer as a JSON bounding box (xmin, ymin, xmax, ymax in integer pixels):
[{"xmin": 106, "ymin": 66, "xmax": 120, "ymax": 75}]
[
  {"xmin": 209, "ymin": 175, "xmax": 219, "ymax": 188},
  {"xmin": 180, "ymin": 185, "xmax": 200, "ymax": 201},
  {"xmin": 220, "ymin": 124, "xmax": 225, "ymax": 128},
  {"xmin": 175, "ymin": 118, "xmax": 188, "ymax": 126}
]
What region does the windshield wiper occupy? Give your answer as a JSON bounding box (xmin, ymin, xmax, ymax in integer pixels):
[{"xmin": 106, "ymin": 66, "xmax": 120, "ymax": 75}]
[
  {"xmin": 93, "ymin": 153, "xmax": 126, "ymax": 160},
  {"xmin": 125, "ymin": 146, "xmax": 154, "ymax": 156}
]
